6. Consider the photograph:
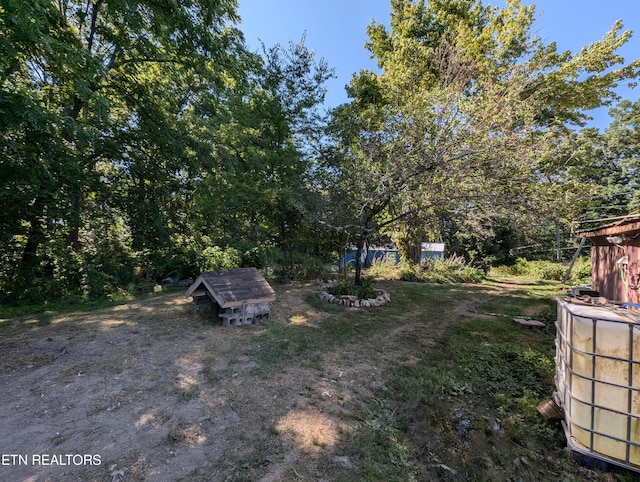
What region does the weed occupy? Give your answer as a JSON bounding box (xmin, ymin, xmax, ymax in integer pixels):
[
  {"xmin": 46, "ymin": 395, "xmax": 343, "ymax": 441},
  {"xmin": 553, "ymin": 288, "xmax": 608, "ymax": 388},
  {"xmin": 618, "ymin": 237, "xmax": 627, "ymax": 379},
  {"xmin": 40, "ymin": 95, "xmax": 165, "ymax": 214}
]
[
  {"xmin": 351, "ymin": 398, "xmax": 424, "ymax": 480},
  {"xmin": 201, "ymin": 357, "xmax": 222, "ymax": 384},
  {"xmin": 176, "ymin": 384, "xmax": 200, "ymax": 402}
]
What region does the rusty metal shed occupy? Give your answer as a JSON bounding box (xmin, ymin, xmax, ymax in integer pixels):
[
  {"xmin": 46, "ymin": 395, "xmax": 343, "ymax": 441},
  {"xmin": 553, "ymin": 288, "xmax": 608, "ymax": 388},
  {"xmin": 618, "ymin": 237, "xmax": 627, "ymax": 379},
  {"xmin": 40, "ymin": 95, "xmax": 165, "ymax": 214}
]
[
  {"xmin": 579, "ymin": 214, "xmax": 640, "ymax": 304},
  {"xmin": 185, "ymin": 268, "xmax": 276, "ymax": 326}
]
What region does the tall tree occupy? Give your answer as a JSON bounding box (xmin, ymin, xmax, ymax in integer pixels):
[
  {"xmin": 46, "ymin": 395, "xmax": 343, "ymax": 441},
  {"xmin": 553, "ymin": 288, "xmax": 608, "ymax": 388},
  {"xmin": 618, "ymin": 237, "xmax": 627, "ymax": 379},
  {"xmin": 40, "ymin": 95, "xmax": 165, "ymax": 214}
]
[
  {"xmin": 1, "ymin": 0, "xmax": 249, "ymax": 299},
  {"xmin": 193, "ymin": 38, "xmax": 334, "ymax": 277},
  {"xmin": 326, "ymin": 0, "xmax": 640, "ymax": 281},
  {"xmin": 602, "ymin": 99, "xmax": 640, "ymax": 213},
  {"xmin": 567, "ymin": 99, "xmax": 640, "ymax": 223}
]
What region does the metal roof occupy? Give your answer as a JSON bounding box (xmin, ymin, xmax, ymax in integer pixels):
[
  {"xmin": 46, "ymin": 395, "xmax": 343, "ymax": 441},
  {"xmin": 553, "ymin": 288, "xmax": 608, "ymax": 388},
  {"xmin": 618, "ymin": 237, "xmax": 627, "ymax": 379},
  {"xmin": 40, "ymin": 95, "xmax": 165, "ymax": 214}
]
[{"xmin": 578, "ymin": 214, "xmax": 640, "ymax": 238}]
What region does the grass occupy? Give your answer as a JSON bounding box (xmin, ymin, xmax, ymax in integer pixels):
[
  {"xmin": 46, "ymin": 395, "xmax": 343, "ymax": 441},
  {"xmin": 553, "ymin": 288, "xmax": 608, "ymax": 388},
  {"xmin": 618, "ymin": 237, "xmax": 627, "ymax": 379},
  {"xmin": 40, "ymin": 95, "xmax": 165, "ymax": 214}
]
[
  {"xmin": 5, "ymin": 274, "xmax": 639, "ymax": 481},
  {"xmin": 0, "ymin": 286, "xmax": 183, "ymax": 324},
  {"xmin": 306, "ymin": 277, "xmax": 631, "ymax": 481},
  {"xmin": 228, "ymin": 276, "xmax": 604, "ymax": 481}
]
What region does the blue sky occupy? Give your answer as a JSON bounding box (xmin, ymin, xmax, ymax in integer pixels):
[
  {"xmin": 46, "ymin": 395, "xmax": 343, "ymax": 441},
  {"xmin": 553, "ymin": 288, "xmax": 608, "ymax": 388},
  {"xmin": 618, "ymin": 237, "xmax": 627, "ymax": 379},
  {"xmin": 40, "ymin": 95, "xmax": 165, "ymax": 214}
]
[{"xmin": 237, "ymin": 1, "xmax": 640, "ymax": 130}]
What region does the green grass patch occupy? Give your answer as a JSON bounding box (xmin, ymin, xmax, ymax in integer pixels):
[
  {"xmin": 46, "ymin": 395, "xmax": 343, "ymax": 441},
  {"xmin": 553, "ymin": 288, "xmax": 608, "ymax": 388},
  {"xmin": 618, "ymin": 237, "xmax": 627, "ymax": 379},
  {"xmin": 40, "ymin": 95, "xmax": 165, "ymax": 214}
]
[
  {"xmin": 0, "ymin": 287, "xmax": 181, "ymax": 323},
  {"xmin": 339, "ymin": 276, "xmax": 585, "ymax": 480}
]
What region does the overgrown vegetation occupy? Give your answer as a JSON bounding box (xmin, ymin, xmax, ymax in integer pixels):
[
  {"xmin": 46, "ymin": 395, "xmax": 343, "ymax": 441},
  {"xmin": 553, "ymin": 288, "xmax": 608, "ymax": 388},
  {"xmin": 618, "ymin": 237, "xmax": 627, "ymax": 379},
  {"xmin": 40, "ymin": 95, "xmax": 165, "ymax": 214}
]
[
  {"xmin": 339, "ymin": 279, "xmax": 603, "ymax": 481},
  {"xmin": 492, "ymin": 257, "xmax": 592, "ymax": 282},
  {"xmin": 366, "ymin": 255, "xmax": 485, "ymax": 284}
]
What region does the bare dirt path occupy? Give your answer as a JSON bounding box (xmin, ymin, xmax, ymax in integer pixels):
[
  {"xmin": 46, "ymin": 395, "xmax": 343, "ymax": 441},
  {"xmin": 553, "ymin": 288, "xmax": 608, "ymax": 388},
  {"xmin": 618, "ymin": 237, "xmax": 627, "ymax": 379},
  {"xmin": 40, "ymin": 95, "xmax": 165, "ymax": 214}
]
[{"xmin": 0, "ymin": 280, "xmax": 525, "ymax": 481}]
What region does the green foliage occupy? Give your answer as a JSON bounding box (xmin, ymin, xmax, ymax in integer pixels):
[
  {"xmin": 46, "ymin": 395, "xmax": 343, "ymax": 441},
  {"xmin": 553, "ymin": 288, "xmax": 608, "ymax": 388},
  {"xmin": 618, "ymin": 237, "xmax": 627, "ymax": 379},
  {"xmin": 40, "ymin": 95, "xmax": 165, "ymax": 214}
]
[
  {"xmin": 415, "ymin": 256, "xmax": 485, "ymax": 283},
  {"xmin": 353, "ymin": 398, "xmax": 422, "ymax": 480},
  {"xmin": 328, "ymin": 277, "xmax": 377, "ymax": 300},
  {"xmin": 1, "ymin": 0, "xmax": 251, "ymax": 304},
  {"xmin": 327, "ymin": 0, "xmax": 640, "ymax": 287},
  {"xmin": 261, "ymin": 252, "xmax": 331, "ymax": 283},
  {"xmin": 571, "ymin": 99, "xmax": 640, "ymax": 221},
  {"xmin": 0, "ymin": 0, "xmax": 335, "ymax": 305},
  {"xmin": 2, "ymin": 0, "xmax": 638, "ymax": 309},
  {"xmin": 498, "ymin": 258, "xmax": 582, "ymax": 281},
  {"xmin": 366, "ymin": 255, "xmax": 484, "ymax": 284},
  {"xmin": 201, "ymin": 246, "xmax": 242, "ymax": 272},
  {"xmin": 571, "ymin": 256, "xmax": 593, "ymax": 282},
  {"xmin": 445, "ymin": 217, "xmax": 524, "ymax": 272},
  {"xmin": 241, "ymin": 246, "xmax": 272, "ymax": 269},
  {"xmin": 366, "ymin": 256, "xmax": 404, "ymax": 279},
  {"xmin": 292, "ymin": 255, "xmax": 331, "ymax": 281},
  {"xmin": 339, "ymin": 275, "xmax": 569, "ymax": 480}
]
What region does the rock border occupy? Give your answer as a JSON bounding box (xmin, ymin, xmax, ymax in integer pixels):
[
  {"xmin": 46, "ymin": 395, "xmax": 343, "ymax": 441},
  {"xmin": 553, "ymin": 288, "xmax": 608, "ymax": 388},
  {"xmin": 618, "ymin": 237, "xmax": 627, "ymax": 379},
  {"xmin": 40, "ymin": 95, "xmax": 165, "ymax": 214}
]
[{"xmin": 317, "ymin": 284, "xmax": 390, "ymax": 308}]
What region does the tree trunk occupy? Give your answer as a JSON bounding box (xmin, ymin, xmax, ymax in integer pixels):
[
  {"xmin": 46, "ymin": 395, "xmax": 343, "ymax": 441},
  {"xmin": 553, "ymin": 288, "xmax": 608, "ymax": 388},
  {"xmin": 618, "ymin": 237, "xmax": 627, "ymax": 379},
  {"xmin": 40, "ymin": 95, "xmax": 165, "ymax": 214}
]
[
  {"xmin": 397, "ymin": 235, "xmax": 422, "ymax": 264},
  {"xmin": 18, "ymin": 208, "xmax": 45, "ymax": 286},
  {"xmin": 354, "ymin": 234, "xmax": 367, "ymax": 285},
  {"xmin": 67, "ymin": 194, "xmax": 82, "ymax": 251}
]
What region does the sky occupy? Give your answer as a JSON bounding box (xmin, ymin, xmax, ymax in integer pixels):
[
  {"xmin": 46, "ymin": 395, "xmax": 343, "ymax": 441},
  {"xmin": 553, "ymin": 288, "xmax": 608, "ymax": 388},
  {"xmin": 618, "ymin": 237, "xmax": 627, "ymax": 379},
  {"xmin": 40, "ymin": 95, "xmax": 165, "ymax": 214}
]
[{"xmin": 236, "ymin": 0, "xmax": 640, "ymax": 130}]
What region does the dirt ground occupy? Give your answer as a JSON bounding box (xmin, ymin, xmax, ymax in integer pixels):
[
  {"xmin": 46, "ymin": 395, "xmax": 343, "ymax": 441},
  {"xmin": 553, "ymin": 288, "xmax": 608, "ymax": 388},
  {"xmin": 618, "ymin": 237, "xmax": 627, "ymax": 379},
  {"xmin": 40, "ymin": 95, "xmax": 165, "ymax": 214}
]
[{"xmin": 0, "ymin": 280, "xmax": 562, "ymax": 481}]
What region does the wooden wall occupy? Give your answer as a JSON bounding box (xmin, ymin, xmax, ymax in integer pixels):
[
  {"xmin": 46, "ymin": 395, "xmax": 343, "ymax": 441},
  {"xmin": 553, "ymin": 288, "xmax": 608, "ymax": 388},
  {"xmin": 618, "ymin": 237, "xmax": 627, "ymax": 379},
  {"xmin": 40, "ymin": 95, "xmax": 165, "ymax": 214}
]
[{"xmin": 590, "ymin": 235, "xmax": 640, "ymax": 304}]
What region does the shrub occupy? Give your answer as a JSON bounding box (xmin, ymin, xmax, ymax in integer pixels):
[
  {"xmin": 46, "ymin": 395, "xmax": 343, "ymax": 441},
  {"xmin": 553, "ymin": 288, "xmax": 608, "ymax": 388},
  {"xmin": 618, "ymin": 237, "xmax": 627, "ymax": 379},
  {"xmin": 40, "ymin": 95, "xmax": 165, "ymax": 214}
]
[
  {"xmin": 329, "ymin": 277, "xmax": 377, "ymax": 299},
  {"xmin": 293, "ymin": 255, "xmax": 331, "ymax": 281},
  {"xmin": 365, "ymin": 255, "xmax": 484, "ymax": 284},
  {"xmin": 367, "ymin": 256, "xmax": 402, "ymax": 279},
  {"xmin": 571, "ymin": 256, "xmax": 592, "ymax": 282},
  {"xmin": 242, "ymin": 246, "xmax": 274, "ymax": 269},
  {"xmin": 497, "ymin": 258, "xmax": 569, "ymax": 281},
  {"xmin": 412, "ymin": 256, "xmax": 484, "ymax": 284},
  {"xmin": 534, "ymin": 261, "xmax": 565, "ymax": 281}
]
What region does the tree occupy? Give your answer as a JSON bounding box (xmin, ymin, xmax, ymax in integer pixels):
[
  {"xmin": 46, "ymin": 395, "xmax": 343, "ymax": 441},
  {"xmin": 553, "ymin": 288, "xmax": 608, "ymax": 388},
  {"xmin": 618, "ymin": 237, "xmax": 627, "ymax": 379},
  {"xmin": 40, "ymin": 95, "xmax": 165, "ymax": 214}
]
[
  {"xmin": 1, "ymin": 0, "xmax": 249, "ymax": 300},
  {"xmin": 564, "ymin": 99, "xmax": 640, "ymax": 224},
  {"xmin": 602, "ymin": 99, "xmax": 640, "ymax": 213},
  {"xmin": 325, "ymin": 0, "xmax": 640, "ymax": 281},
  {"xmin": 193, "ymin": 38, "xmax": 334, "ymax": 278}
]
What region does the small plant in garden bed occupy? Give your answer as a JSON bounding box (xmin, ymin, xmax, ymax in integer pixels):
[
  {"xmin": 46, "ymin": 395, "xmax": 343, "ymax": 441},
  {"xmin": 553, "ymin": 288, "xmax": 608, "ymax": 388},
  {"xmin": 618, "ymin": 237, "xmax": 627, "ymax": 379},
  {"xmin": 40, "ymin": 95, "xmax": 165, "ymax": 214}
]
[{"xmin": 328, "ymin": 277, "xmax": 377, "ymax": 299}]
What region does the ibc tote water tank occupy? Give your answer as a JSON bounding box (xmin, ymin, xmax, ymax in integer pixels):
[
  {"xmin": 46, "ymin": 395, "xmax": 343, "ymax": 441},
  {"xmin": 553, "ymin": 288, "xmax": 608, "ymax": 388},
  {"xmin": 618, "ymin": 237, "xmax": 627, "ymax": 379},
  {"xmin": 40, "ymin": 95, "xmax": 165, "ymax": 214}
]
[{"xmin": 556, "ymin": 298, "xmax": 640, "ymax": 471}]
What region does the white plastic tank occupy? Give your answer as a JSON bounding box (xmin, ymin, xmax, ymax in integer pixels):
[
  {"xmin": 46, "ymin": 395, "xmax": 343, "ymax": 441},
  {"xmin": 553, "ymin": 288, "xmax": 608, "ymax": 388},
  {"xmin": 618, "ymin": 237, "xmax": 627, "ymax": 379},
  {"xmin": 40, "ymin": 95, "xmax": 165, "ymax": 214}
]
[{"xmin": 556, "ymin": 298, "xmax": 640, "ymax": 470}]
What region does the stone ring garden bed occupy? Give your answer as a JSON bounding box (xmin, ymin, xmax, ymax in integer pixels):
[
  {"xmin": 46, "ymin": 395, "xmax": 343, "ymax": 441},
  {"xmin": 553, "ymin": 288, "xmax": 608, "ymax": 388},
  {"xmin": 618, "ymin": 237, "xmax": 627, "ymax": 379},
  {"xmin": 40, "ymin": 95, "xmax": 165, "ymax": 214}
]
[{"xmin": 317, "ymin": 285, "xmax": 391, "ymax": 307}]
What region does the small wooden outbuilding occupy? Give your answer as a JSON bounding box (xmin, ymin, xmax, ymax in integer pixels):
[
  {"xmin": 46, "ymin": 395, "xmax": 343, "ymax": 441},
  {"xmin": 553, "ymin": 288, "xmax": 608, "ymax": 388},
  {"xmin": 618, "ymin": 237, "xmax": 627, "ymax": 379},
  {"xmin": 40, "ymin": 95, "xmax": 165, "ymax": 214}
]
[
  {"xmin": 579, "ymin": 215, "xmax": 640, "ymax": 304},
  {"xmin": 185, "ymin": 268, "xmax": 276, "ymax": 326}
]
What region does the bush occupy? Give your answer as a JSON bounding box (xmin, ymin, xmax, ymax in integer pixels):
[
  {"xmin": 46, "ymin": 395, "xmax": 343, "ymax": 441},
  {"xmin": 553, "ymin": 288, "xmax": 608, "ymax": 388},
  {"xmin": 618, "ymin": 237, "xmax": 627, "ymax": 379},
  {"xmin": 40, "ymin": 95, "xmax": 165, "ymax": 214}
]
[
  {"xmin": 242, "ymin": 246, "xmax": 274, "ymax": 269},
  {"xmin": 534, "ymin": 261, "xmax": 565, "ymax": 281},
  {"xmin": 365, "ymin": 255, "xmax": 484, "ymax": 284},
  {"xmin": 262, "ymin": 252, "xmax": 332, "ymax": 283},
  {"xmin": 293, "ymin": 256, "xmax": 331, "ymax": 281},
  {"xmin": 571, "ymin": 256, "xmax": 592, "ymax": 282},
  {"xmin": 496, "ymin": 258, "xmax": 570, "ymax": 281},
  {"xmin": 400, "ymin": 256, "xmax": 484, "ymax": 284},
  {"xmin": 329, "ymin": 277, "xmax": 377, "ymax": 300},
  {"xmin": 366, "ymin": 256, "xmax": 402, "ymax": 279}
]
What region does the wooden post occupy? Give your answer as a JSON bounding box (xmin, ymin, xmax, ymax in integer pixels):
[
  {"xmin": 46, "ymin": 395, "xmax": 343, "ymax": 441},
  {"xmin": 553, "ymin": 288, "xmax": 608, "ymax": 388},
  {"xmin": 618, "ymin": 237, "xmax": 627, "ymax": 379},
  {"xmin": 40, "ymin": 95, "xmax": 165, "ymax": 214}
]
[{"xmin": 563, "ymin": 237, "xmax": 587, "ymax": 283}]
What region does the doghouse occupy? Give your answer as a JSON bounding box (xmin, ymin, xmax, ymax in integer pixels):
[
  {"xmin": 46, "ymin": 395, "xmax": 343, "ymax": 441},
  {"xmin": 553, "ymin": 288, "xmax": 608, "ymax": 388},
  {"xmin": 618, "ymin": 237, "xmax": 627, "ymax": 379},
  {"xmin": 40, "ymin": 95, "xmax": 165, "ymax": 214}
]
[{"xmin": 185, "ymin": 268, "xmax": 276, "ymax": 326}]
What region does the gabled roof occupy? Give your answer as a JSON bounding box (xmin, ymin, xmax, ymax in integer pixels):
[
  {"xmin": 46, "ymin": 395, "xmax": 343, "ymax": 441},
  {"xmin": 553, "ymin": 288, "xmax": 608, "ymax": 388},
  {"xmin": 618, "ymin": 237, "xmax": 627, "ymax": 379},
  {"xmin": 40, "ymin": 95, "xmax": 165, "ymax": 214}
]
[{"xmin": 184, "ymin": 268, "xmax": 276, "ymax": 309}]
